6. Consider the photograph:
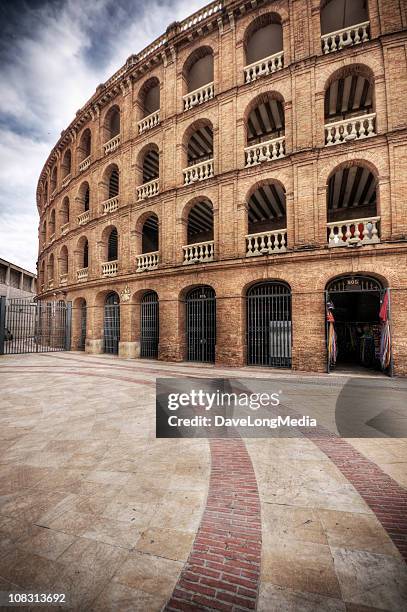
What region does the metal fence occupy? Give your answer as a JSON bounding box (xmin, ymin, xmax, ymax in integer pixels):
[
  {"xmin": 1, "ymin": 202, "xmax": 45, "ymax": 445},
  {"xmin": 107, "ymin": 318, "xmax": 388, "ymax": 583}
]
[
  {"xmin": 140, "ymin": 291, "xmax": 159, "ymax": 358},
  {"xmin": 186, "ymin": 286, "xmax": 216, "ymax": 363},
  {"xmin": 0, "ymin": 297, "xmax": 71, "ymax": 355}
]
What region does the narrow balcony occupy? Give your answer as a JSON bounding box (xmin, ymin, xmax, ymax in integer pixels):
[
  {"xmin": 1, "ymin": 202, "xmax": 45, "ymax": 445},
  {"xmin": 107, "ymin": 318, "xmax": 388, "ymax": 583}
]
[
  {"xmin": 77, "ymin": 267, "xmax": 88, "ymax": 282},
  {"xmin": 102, "ymin": 196, "xmax": 119, "ymax": 214},
  {"xmin": 79, "ymin": 156, "xmax": 91, "ymax": 172},
  {"xmin": 183, "ymin": 82, "xmax": 214, "ymax": 112},
  {"xmin": 244, "ymin": 51, "xmax": 284, "ymax": 84},
  {"xmin": 321, "ymin": 21, "xmax": 370, "ymax": 54},
  {"xmin": 61, "ymin": 174, "xmax": 72, "ymax": 189},
  {"xmin": 103, "ymin": 134, "xmax": 120, "ymax": 155},
  {"xmin": 60, "ymin": 273, "xmax": 68, "ymax": 286},
  {"xmin": 183, "ymin": 241, "xmax": 214, "ymax": 265},
  {"xmin": 138, "ymin": 110, "xmax": 160, "ymax": 135},
  {"xmin": 40, "ymin": 283, "xmax": 45, "ymax": 293},
  {"xmin": 325, "ymin": 113, "xmax": 376, "ymax": 146},
  {"xmin": 137, "ymin": 178, "xmax": 159, "ymax": 201},
  {"xmin": 49, "ymin": 233, "xmax": 55, "ymax": 244},
  {"xmin": 48, "ymin": 279, "xmax": 54, "ymax": 289},
  {"xmin": 61, "ymin": 222, "xmax": 69, "ymax": 235},
  {"xmin": 183, "ymin": 159, "xmax": 214, "ymax": 185},
  {"xmin": 77, "ymin": 211, "xmax": 90, "ymax": 226},
  {"xmin": 101, "ymin": 261, "xmax": 118, "ymax": 277},
  {"xmin": 246, "ymin": 230, "xmax": 287, "ymax": 257},
  {"xmin": 245, "ymin": 137, "xmax": 285, "ymax": 167},
  {"xmin": 136, "ymin": 252, "xmax": 159, "ymax": 272},
  {"xmin": 327, "ymin": 217, "xmax": 380, "ymax": 248}
]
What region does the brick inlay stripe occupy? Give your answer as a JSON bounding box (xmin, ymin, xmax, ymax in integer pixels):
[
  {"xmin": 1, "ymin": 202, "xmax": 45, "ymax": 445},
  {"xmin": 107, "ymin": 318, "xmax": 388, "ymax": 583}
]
[{"xmin": 165, "ymin": 439, "xmax": 262, "ymax": 611}]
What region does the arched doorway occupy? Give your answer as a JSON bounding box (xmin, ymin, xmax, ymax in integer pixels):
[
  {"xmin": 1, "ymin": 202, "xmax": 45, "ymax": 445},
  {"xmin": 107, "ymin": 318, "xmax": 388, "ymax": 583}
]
[
  {"xmin": 247, "ymin": 282, "xmax": 292, "ymax": 367},
  {"xmin": 104, "ymin": 292, "xmax": 120, "ymax": 354},
  {"xmin": 326, "ymin": 275, "xmax": 391, "ymax": 374},
  {"xmin": 140, "ymin": 291, "xmax": 159, "ymax": 359},
  {"xmin": 186, "ymin": 286, "xmax": 216, "ymax": 363}
]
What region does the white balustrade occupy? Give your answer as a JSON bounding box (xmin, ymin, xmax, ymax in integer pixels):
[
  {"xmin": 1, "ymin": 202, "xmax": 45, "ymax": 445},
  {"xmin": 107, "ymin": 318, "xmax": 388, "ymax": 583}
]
[
  {"xmin": 60, "ymin": 222, "xmax": 69, "ymax": 235},
  {"xmin": 102, "ymin": 196, "xmax": 119, "ymax": 214},
  {"xmin": 79, "ymin": 156, "xmax": 91, "ymax": 172},
  {"xmin": 327, "ymin": 217, "xmax": 380, "ymax": 247},
  {"xmin": 77, "ymin": 210, "xmax": 90, "ymax": 225},
  {"xmin": 325, "ymin": 113, "xmax": 376, "ymax": 145},
  {"xmin": 138, "ymin": 110, "xmax": 160, "ymax": 134},
  {"xmin": 244, "ymin": 51, "xmax": 284, "ymax": 84},
  {"xmin": 137, "ymin": 178, "xmax": 159, "ymax": 201},
  {"xmin": 103, "ymin": 134, "xmax": 120, "ymax": 155},
  {"xmin": 49, "ymin": 233, "xmax": 55, "ymax": 243},
  {"xmin": 102, "ymin": 261, "xmax": 118, "ymax": 277},
  {"xmin": 322, "ymin": 21, "xmax": 370, "ymax": 54},
  {"xmin": 60, "ymin": 273, "xmax": 68, "ymax": 286},
  {"xmin": 48, "ymin": 279, "xmax": 54, "ymax": 289},
  {"xmin": 183, "ymin": 82, "xmax": 214, "ymax": 111},
  {"xmin": 183, "ymin": 159, "xmax": 214, "ymax": 185},
  {"xmin": 61, "ymin": 174, "xmax": 72, "ymax": 188},
  {"xmin": 182, "ymin": 241, "xmax": 214, "ymax": 264},
  {"xmin": 136, "ymin": 251, "xmax": 159, "ymax": 272},
  {"xmin": 77, "ymin": 267, "xmax": 88, "ymax": 282},
  {"xmin": 246, "ymin": 230, "xmax": 287, "ymax": 257},
  {"xmin": 40, "ymin": 283, "xmax": 45, "ymax": 293},
  {"xmin": 245, "ymin": 137, "xmax": 285, "ymax": 167}
]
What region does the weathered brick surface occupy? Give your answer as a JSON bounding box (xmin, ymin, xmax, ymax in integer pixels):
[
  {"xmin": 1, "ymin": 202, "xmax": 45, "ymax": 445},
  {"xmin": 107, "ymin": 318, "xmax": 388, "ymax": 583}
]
[{"xmin": 35, "ymin": 0, "xmax": 407, "ymax": 375}]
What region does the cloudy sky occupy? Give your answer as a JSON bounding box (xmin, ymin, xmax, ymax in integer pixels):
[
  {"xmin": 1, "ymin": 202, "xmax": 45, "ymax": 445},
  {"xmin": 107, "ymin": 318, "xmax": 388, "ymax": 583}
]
[{"xmin": 0, "ymin": 0, "xmax": 207, "ymax": 273}]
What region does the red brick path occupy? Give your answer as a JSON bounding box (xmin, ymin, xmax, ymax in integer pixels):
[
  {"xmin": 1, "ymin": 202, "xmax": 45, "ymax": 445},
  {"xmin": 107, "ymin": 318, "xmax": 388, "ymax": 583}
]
[{"xmin": 165, "ymin": 439, "xmax": 262, "ymax": 611}]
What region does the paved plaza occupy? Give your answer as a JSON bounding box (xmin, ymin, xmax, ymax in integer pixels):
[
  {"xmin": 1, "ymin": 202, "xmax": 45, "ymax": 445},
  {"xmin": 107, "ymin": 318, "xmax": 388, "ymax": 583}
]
[{"xmin": 0, "ymin": 352, "xmax": 407, "ymax": 611}]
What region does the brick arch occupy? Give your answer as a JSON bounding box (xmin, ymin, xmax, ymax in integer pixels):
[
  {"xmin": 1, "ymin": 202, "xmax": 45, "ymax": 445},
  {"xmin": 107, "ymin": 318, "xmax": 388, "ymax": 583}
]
[
  {"xmin": 316, "ymin": 55, "xmax": 382, "ymax": 93},
  {"xmin": 245, "ymin": 177, "xmax": 287, "ymax": 203},
  {"xmin": 182, "ymin": 45, "xmax": 214, "ymax": 79},
  {"xmin": 325, "ymin": 271, "xmax": 388, "ymax": 291},
  {"xmin": 320, "ymin": 156, "xmax": 380, "ymax": 187}
]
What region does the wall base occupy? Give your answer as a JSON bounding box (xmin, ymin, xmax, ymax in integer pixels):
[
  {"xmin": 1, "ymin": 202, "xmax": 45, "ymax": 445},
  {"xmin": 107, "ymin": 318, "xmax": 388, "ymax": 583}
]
[{"xmin": 85, "ymin": 339, "xmax": 104, "ymax": 354}]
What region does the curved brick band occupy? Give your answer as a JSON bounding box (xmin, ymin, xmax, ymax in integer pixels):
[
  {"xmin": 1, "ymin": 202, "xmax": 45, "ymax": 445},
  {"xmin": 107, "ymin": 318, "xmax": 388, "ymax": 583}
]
[{"xmin": 165, "ymin": 438, "xmax": 262, "ymax": 611}]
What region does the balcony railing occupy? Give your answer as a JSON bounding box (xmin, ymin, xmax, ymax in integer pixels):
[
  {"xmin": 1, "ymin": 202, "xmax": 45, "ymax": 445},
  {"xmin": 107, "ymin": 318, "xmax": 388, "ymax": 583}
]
[
  {"xmin": 322, "ymin": 21, "xmax": 370, "ymax": 54},
  {"xmin": 48, "ymin": 279, "xmax": 54, "ymax": 289},
  {"xmin": 102, "ymin": 261, "xmax": 118, "ymax": 277},
  {"xmin": 244, "ymin": 51, "xmax": 284, "ymax": 84},
  {"xmin": 49, "ymin": 233, "xmax": 55, "ymax": 244},
  {"xmin": 40, "ymin": 283, "xmax": 45, "ymax": 293},
  {"xmin": 183, "ymin": 159, "xmax": 214, "ymax": 185},
  {"xmin": 136, "ymin": 251, "xmax": 159, "ymax": 272},
  {"xmin": 183, "ymin": 82, "xmax": 214, "ymax": 111},
  {"xmin": 246, "ymin": 230, "xmax": 287, "ymax": 257},
  {"xmin": 103, "ymin": 196, "xmax": 119, "ymax": 214},
  {"xmin": 183, "ymin": 240, "xmax": 214, "ymax": 264},
  {"xmin": 327, "ymin": 217, "xmax": 380, "ymax": 247},
  {"xmin": 60, "ymin": 222, "xmax": 69, "ymax": 235},
  {"xmin": 137, "ymin": 178, "xmax": 159, "ymax": 201},
  {"xmin": 60, "ymin": 273, "xmax": 68, "ymax": 286},
  {"xmin": 79, "ymin": 156, "xmax": 91, "ymax": 172},
  {"xmin": 61, "ymin": 173, "xmax": 72, "ymax": 188},
  {"xmin": 325, "ymin": 113, "xmax": 376, "ymax": 146},
  {"xmin": 77, "ymin": 267, "xmax": 88, "ymax": 282},
  {"xmin": 104, "ymin": 134, "xmax": 120, "ymax": 155},
  {"xmin": 245, "ymin": 137, "xmax": 286, "ymax": 167},
  {"xmin": 138, "ymin": 110, "xmax": 160, "ymax": 134},
  {"xmin": 77, "ymin": 210, "xmax": 90, "ymax": 225}
]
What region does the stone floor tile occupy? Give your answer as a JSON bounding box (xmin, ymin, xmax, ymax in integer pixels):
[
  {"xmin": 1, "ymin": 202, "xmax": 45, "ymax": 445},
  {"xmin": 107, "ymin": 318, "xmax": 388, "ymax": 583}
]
[
  {"xmin": 113, "ymin": 551, "xmax": 183, "ymax": 597},
  {"xmin": 88, "ymin": 581, "xmax": 166, "ymax": 612},
  {"xmin": 134, "ymin": 527, "xmax": 195, "ymax": 561},
  {"xmin": 258, "ymin": 583, "xmax": 346, "ymax": 611}
]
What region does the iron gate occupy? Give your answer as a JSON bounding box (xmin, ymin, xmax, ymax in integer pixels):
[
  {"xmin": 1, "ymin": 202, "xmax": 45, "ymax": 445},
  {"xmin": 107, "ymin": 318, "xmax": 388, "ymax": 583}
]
[
  {"xmin": 140, "ymin": 291, "xmax": 159, "ymax": 358},
  {"xmin": 186, "ymin": 286, "xmax": 216, "ymax": 363},
  {"xmin": 104, "ymin": 293, "xmax": 120, "ymax": 354},
  {"xmin": 79, "ymin": 302, "xmax": 87, "ymax": 350},
  {"xmin": 0, "ymin": 297, "xmax": 71, "ymax": 355},
  {"xmin": 247, "ymin": 282, "xmax": 292, "ymax": 368}
]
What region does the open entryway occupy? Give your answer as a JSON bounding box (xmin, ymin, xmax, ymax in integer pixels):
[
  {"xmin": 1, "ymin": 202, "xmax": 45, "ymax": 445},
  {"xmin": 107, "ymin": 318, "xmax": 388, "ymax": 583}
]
[{"xmin": 326, "ymin": 275, "xmax": 392, "ymax": 375}]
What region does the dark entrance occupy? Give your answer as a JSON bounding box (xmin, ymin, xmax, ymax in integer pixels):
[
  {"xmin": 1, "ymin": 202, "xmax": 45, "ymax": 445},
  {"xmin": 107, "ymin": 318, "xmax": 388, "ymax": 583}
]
[
  {"xmin": 104, "ymin": 292, "xmax": 120, "ymax": 354},
  {"xmin": 247, "ymin": 282, "xmax": 292, "ymax": 367},
  {"xmin": 326, "ymin": 275, "xmax": 391, "ymax": 374},
  {"xmin": 79, "ymin": 301, "xmax": 87, "ymax": 350},
  {"xmin": 0, "ymin": 297, "xmax": 70, "ymax": 355},
  {"xmin": 186, "ymin": 286, "xmax": 216, "ymax": 363},
  {"xmin": 140, "ymin": 291, "xmax": 159, "ymax": 358}
]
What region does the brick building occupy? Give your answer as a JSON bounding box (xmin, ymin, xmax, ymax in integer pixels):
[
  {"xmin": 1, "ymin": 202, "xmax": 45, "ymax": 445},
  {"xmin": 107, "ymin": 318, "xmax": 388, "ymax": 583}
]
[{"xmin": 36, "ymin": 0, "xmax": 407, "ymax": 375}]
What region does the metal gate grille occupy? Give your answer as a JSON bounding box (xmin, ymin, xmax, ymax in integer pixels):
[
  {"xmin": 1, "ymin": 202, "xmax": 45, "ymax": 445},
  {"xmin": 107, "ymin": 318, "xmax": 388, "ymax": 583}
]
[
  {"xmin": 247, "ymin": 283, "xmax": 292, "ymax": 367},
  {"xmin": 0, "ymin": 298, "xmax": 69, "ymax": 355},
  {"xmin": 186, "ymin": 286, "xmax": 216, "ymax": 363},
  {"xmin": 141, "ymin": 291, "xmax": 159, "ymax": 358},
  {"xmin": 79, "ymin": 303, "xmax": 87, "ymax": 350},
  {"xmin": 104, "ymin": 293, "xmax": 120, "ymax": 354}
]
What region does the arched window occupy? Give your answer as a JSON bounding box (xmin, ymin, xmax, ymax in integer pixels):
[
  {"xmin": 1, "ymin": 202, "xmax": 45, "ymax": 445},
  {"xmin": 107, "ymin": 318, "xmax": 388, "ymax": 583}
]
[
  {"xmin": 83, "ymin": 239, "xmax": 89, "ymax": 268},
  {"xmin": 142, "ymin": 146, "xmax": 159, "ymax": 184},
  {"xmin": 244, "ymin": 14, "xmax": 283, "ymax": 82},
  {"xmin": 105, "ymin": 106, "xmax": 120, "ymax": 142},
  {"xmin": 109, "ymin": 169, "xmax": 119, "ymax": 198},
  {"xmin": 60, "ymin": 246, "xmax": 68, "ymax": 276},
  {"xmin": 61, "ymin": 149, "xmax": 72, "ymax": 179},
  {"xmin": 48, "ymin": 254, "xmax": 55, "ymax": 281},
  {"xmin": 107, "ymin": 228, "xmax": 118, "ymax": 261},
  {"xmin": 245, "ymin": 94, "xmax": 285, "ymax": 166},
  {"xmin": 141, "ymin": 77, "xmax": 160, "ymax": 117},
  {"xmin": 141, "ymin": 214, "xmax": 159, "ymax": 254},
  {"xmin": 50, "ymin": 167, "xmax": 57, "ymax": 193},
  {"xmin": 183, "ymin": 47, "xmax": 214, "ymax": 110},
  {"xmin": 49, "ymin": 209, "xmax": 56, "ymax": 236},
  {"xmin": 183, "ymin": 199, "xmax": 214, "ymax": 264},
  {"xmin": 41, "ymin": 221, "xmax": 47, "ymax": 246},
  {"xmin": 78, "ymin": 128, "xmax": 91, "ymax": 164},
  {"xmin": 320, "ymin": 0, "xmax": 370, "ymax": 53},
  {"xmin": 61, "ymin": 197, "xmax": 70, "ymax": 226},
  {"xmin": 246, "ymin": 182, "xmax": 287, "ymax": 256}
]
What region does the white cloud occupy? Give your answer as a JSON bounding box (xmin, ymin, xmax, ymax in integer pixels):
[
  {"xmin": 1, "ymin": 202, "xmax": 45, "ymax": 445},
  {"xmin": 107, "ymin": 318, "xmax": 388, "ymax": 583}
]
[{"xmin": 0, "ymin": 0, "xmax": 207, "ymax": 273}]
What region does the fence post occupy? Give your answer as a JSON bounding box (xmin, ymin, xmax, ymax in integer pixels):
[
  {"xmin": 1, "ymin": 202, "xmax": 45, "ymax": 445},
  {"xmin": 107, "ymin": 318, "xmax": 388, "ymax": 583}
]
[
  {"xmin": 0, "ymin": 297, "xmax": 6, "ymax": 355},
  {"xmin": 65, "ymin": 301, "xmax": 72, "ymax": 351}
]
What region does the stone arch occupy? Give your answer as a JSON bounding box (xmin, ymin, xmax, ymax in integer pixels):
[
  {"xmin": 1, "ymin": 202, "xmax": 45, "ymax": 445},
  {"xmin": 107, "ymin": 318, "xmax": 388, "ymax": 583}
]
[
  {"xmin": 243, "ymin": 12, "xmax": 283, "ymax": 66},
  {"xmin": 183, "ymin": 45, "xmax": 214, "ymax": 94},
  {"xmin": 78, "ymin": 128, "xmax": 92, "ymax": 163},
  {"xmin": 139, "ymin": 76, "xmax": 160, "ymax": 117},
  {"xmin": 103, "ymin": 104, "xmax": 120, "ymax": 142}
]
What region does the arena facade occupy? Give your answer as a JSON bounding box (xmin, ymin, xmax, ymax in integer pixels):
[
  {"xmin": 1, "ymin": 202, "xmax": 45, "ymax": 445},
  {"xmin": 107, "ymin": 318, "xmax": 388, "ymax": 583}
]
[{"xmin": 36, "ymin": 0, "xmax": 407, "ymax": 375}]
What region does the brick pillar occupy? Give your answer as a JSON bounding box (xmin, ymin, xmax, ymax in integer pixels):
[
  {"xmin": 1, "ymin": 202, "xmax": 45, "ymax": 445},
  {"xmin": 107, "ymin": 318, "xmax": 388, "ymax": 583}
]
[
  {"xmin": 390, "ymin": 288, "xmax": 407, "ymax": 376},
  {"xmin": 118, "ymin": 300, "xmax": 138, "ymax": 358},
  {"xmin": 215, "ymin": 294, "xmax": 245, "ymax": 367},
  {"xmin": 159, "ymin": 296, "xmax": 184, "ymax": 361},
  {"xmin": 291, "ymin": 290, "xmax": 326, "ymax": 373}
]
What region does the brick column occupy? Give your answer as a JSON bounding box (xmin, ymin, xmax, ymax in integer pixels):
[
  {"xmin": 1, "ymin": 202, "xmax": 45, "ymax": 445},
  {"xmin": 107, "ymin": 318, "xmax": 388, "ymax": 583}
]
[
  {"xmin": 215, "ymin": 293, "xmax": 245, "ymax": 367},
  {"xmin": 159, "ymin": 296, "xmax": 185, "ymax": 361},
  {"xmin": 291, "ymin": 290, "xmax": 326, "ymax": 373}
]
